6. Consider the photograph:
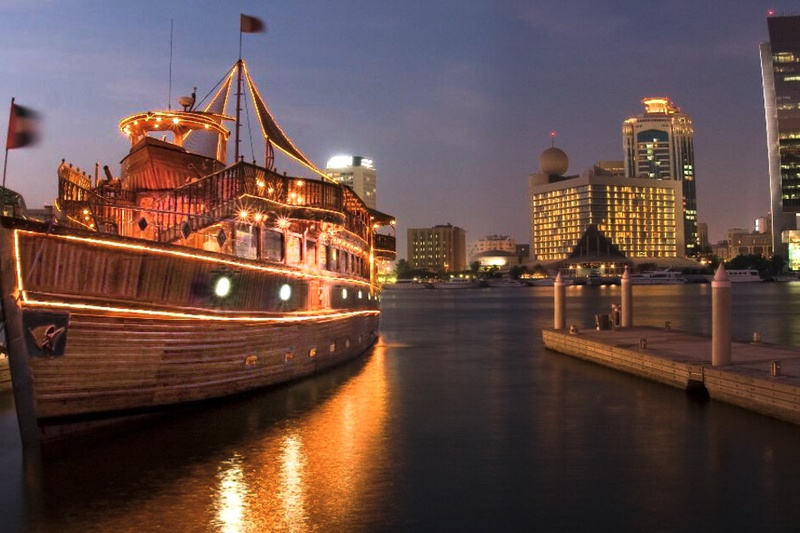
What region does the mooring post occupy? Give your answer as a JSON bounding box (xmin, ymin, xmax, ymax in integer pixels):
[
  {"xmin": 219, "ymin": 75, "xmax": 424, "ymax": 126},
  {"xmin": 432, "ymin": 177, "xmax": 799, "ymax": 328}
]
[
  {"xmin": 554, "ymin": 271, "xmax": 566, "ymax": 330},
  {"xmin": 621, "ymin": 265, "xmax": 632, "ymax": 328},
  {"xmin": 712, "ymin": 264, "xmax": 731, "ymax": 366}
]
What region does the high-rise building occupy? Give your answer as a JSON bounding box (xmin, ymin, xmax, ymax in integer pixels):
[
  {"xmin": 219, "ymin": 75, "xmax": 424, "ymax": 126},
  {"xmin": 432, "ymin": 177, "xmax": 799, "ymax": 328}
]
[
  {"xmin": 761, "ymin": 14, "xmax": 800, "ymax": 264},
  {"xmin": 529, "ymin": 147, "xmax": 684, "ymax": 261},
  {"xmin": 407, "ymin": 224, "xmax": 466, "ymax": 273},
  {"xmin": 325, "ymin": 155, "xmax": 377, "ymax": 209},
  {"xmin": 622, "ymin": 97, "xmax": 698, "ymax": 256}
]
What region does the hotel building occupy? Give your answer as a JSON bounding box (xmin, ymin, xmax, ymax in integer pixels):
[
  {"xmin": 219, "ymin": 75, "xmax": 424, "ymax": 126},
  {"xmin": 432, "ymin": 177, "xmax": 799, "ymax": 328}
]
[
  {"xmin": 761, "ymin": 14, "xmax": 800, "ymax": 267},
  {"xmin": 407, "ymin": 224, "xmax": 466, "ymax": 273},
  {"xmin": 622, "ymin": 97, "xmax": 698, "ymax": 256},
  {"xmin": 469, "ymin": 235, "xmax": 517, "ymax": 261},
  {"xmin": 529, "ymin": 147, "xmax": 683, "ymax": 261},
  {"xmin": 325, "ymin": 155, "xmax": 377, "ymax": 210}
]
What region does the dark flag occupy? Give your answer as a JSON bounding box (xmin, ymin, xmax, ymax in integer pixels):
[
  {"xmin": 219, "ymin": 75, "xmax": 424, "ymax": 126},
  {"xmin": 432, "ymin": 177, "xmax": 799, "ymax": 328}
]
[
  {"xmin": 240, "ymin": 14, "xmax": 266, "ymax": 33},
  {"xmin": 6, "ymin": 101, "xmax": 40, "ymax": 150}
]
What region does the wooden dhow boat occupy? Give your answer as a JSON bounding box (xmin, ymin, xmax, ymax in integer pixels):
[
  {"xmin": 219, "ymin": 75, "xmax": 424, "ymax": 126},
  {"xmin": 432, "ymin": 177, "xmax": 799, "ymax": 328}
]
[{"xmin": 0, "ymin": 57, "xmax": 396, "ymax": 444}]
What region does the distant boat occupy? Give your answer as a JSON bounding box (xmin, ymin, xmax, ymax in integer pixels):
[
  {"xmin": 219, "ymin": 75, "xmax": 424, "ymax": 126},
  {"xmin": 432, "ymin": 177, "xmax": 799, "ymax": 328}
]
[
  {"xmin": 585, "ymin": 272, "xmax": 620, "ymax": 286},
  {"xmin": 432, "ymin": 278, "xmax": 479, "ymax": 289},
  {"xmin": 383, "ymin": 280, "xmax": 432, "ymax": 290},
  {"xmin": 485, "ymin": 278, "xmax": 526, "ymax": 288},
  {"xmin": 630, "ymin": 269, "xmax": 686, "ymax": 285},
  {"xmin": 727, "ymin": 269, "xmax": 762, "ymax": 282},
  {"xmin": 529, "ymin": 277, "xmax": 573, "ymax": 287}
]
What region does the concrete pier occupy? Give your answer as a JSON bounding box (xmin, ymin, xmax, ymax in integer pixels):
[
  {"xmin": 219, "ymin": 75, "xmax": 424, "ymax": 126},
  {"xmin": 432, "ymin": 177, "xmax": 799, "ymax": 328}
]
[{"xmin": 543, "ymin": 326, "xmax": 800, "ymax": 426}]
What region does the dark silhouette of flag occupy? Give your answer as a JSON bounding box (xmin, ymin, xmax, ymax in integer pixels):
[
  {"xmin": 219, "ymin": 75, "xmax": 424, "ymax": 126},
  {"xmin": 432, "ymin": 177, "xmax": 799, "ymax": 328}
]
[
  {"xmin": 6, "ymin": 101, "xmax": 39, "ymax": 150},
  {"xmin": 240, "ymin": 14, "xmax": 266, "ymax": 33}
]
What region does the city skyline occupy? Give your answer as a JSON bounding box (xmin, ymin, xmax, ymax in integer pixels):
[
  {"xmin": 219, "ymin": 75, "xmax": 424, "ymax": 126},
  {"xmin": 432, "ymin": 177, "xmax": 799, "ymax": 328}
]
[{"xmin": 1, "ymin": 1, "xmax": 797, "ymax": 260}]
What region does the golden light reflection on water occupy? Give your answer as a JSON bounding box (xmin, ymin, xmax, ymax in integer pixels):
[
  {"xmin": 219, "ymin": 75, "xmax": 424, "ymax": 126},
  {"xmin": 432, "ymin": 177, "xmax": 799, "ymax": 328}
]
[
  {"xmin": 212, "ymin": 346, "xmax": 390, "ymax": 531},
  {"xmin": 214, "ymin": 453, "xmax": 250, "ymax": 532},
  {"xmin": 34, "ymin": 346, "xmax": 390, "ymax": 532}
]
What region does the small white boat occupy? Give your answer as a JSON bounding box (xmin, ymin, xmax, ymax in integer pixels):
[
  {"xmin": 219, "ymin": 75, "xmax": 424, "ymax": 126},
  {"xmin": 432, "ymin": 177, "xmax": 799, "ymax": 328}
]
[
  {"xmin": 727, "ymin": 269, "xmax": 762, "ymax": 282},
  {"xmin": 529, "ymin": 277, "xmax": 573, "ymax": 287},
  {"xmin": 630, "ymin": 269, "xmax": 686, "ymax": 285},
  {"xmin": 383, "ymin": 280, "xmax": 432, "ymax": 290},
  {"xmin": 485, "ymin": 278, "xmax": 525, "ymax": 288},
  {"xmin": 432, "ymin": 278, "xmax": 479, "ymax": 289}
]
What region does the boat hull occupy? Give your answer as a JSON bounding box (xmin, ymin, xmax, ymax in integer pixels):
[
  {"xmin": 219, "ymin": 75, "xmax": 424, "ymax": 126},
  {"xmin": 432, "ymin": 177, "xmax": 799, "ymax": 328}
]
[{"xmin": 0, "ymin": 218, "xmax": 380, "ymax": 442}]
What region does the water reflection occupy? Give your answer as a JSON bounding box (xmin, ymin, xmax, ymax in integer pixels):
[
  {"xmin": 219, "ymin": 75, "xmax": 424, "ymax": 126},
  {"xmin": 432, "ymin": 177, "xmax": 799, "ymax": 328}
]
[
  {"xmin": 8, "ymin": 285, "xmax": 800, "ymax": 530},
  {"xmin": 214, "ymin": 453, "xmax": 249, "ymax": 532},
  {"xmin": 27, "ymin": 346, "xmax": 390, "ymax": 531}
]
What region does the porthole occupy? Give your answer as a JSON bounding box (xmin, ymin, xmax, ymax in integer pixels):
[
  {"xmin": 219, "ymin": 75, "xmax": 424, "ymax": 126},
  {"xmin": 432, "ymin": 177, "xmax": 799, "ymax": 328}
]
[{"xmin": 279, "ymin": 283, "xmax": 292, "ymax": 301}]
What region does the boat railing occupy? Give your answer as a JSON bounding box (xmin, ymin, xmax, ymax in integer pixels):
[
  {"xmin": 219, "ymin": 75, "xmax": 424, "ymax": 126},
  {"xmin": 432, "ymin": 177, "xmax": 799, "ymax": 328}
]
[
  {"xmin": 57, "ymin": 160, "xmax": 375, "ymax": 244},
  {"xmin": 374, "ymin": 233, "xmax": 396, "ymax": 259}
]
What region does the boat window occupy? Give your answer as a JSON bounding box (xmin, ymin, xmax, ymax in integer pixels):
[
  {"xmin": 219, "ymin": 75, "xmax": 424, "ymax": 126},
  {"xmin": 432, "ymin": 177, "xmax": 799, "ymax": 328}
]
[
  {"xmin": 307, "ymin": 240, "xmax": 317, "ymax": 268},
  {"xmin": 318, "ymin": 244, "xmax": 328, "ymax": 270},
  {"xmin": 329, "ymin": 248, "xmax": 338, "ymax": 272},
  {"xmin": 286, "ymin": 235, "xmax": 302, "ymax": 265},
  {"xmin": 262, "ymin": 229, "xmax": 283, "ymax": 262},
  {"xmin": 234, "ymin": 223, "xmax": 258, "ymax": 260}
]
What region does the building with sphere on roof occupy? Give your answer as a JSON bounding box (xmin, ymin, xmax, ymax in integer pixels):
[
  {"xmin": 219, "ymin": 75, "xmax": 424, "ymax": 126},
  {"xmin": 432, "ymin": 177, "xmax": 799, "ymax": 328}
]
[{"xmin": 528, "ymin": 144, "xmax": 685, "ymax": 268}]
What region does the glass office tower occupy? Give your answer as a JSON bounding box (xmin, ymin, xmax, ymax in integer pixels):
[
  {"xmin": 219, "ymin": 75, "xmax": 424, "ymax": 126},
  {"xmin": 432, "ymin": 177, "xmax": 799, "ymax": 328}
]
[
  {"xmin": 622, "ymin": 98, "xmax": 697, "ymax": 257},
  {"xmin": 761, "ymin": 15, "xmax": 800, "ymax": 265}
]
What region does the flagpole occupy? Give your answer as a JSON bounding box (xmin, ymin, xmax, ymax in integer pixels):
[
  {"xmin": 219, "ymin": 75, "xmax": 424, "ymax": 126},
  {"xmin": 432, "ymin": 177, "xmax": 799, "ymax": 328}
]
[
  {"xmin": 235, "ymin": 23, "xmax": 243, "ymax": 163},
  {"xmin": 2, "ymin": 97, "xmax": 13, "ymax": 188}
]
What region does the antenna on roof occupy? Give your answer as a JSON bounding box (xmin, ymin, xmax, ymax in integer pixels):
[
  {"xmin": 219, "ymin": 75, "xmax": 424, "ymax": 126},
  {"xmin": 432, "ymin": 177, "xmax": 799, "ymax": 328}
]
[{"xmin": 550, "ymin": 130, "xmax": 556, "ymax": 147}]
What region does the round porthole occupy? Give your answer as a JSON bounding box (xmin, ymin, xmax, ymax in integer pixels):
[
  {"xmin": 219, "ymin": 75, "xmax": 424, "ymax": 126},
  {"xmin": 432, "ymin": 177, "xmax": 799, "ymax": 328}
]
[
  {"xmin": 279, "ymin": 284, "xmax": 292, "ymax": 301},
  {"xmin": 214, "ymin": 276, "xmax": 232, "ymax": 297}
]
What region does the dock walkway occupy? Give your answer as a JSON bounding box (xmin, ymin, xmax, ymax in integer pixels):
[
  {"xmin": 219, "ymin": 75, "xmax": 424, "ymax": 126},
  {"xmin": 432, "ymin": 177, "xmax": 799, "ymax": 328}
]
[{"xmin": 543, "ymin": 326, "xmax": 800, "ymax": 425}]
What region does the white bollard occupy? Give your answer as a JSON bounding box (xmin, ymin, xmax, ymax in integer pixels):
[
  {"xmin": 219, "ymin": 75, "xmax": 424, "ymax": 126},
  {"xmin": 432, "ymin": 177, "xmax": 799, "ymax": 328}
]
[
  {"xmin": 712, "ymin": 264, "xmax": 731, "ymax": 366},
  {"xmin": 621, "ymin": 265, "xmax": 632, "ymax": 328},
  {"xmin": 554, "ymin": 271, "xmax": 566, "ymax": 330}
]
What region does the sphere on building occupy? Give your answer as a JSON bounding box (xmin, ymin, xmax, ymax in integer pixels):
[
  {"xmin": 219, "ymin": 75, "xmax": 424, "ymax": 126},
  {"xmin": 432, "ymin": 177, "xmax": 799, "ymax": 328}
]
[{"xmin": 539, "ymin": 147, "xmax": 569, "ymax": 176}]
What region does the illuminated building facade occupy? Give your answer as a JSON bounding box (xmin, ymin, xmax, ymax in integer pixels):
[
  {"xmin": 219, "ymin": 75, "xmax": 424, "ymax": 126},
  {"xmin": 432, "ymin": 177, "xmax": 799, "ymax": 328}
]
[
  {"xmin": 407, "ymin": 224, "xmax": 466, "ymax": 273},
  {"xmin": 623, "ymin": 97, "xmax": 698, "ymax": 256},
  {"xmin": 761, "ymin": 14, "xmax": 800, "ymax": 264},
  {"xmin": 469, "ymin": 235, "xmax": 517, "ymax": 261},
  {"xmin": 325, "ymin": 155, "xmax": 377, "ymax": 210},
  {"xmin": 529, "ymin": 161, "xmax": 683, "ymax": 261}
]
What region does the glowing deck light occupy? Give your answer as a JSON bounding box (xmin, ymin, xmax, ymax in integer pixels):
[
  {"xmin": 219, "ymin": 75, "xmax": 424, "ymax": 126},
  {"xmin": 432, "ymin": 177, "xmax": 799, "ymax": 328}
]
[
  {"xmin": 279, "ymin": 283, "xmax": 292, "ymax": 301},
  {"xmin": 342, "ymin": 288, "xmax": 348, "ymax": 299},
  {"xmin": 215, "ymin": 276, "xmax": 232, "ymax": 297}
]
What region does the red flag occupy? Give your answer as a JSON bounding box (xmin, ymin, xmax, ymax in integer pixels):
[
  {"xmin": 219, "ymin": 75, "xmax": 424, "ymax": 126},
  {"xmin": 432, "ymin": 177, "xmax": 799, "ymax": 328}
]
[
  {"xmin": 6, "ymin": 101, "xmax": 39, "ymax": 150},
  {"xmin": 240, "ymin": 14, "xmax": 266, "ymax": 33}
]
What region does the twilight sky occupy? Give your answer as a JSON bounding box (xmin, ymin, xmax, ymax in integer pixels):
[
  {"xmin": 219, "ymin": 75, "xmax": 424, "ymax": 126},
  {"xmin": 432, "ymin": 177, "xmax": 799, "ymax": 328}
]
[{"xmin": 1, "ymin": 0, "xmax": 797, "ymax": 259}]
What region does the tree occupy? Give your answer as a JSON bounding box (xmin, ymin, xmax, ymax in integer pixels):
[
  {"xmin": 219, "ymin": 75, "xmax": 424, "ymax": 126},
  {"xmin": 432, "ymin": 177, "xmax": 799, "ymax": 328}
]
[{"xmin": 395, "ymin": 259, "xmax": 410, "ymax": 279}]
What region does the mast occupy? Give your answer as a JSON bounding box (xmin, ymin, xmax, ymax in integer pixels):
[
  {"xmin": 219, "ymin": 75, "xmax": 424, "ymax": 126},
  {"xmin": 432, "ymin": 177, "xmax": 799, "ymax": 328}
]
[{"xmin": 235, "ymin": 58, "xmax": 243, "ymax": 163}]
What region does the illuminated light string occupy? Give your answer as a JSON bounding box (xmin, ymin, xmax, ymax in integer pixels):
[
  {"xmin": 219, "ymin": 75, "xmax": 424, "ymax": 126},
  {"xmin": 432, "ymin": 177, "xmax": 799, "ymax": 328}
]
[
  {"xmin": 18, "ymin": 296, "xmax": 380, "ymax": 323},
  {"xmin": 13, "ymin": 229, "xmax": 375, "ymax": 292}
]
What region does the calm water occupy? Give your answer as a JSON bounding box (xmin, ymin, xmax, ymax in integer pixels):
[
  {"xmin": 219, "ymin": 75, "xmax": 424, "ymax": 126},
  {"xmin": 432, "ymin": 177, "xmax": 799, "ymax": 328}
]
[{"xmin": 4, "ymin": 284, "xmax": 800, "ymax": 531}]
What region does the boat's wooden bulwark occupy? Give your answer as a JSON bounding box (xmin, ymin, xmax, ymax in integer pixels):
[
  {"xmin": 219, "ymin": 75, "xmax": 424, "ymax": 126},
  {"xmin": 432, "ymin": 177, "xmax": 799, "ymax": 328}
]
[
  {"xmin": 32, "ymin": 312, "xmax": 378, "ymax": 421},
  {"xmin": 0, "ymin": 355, "xmax": 10, "ymax": 391}
]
